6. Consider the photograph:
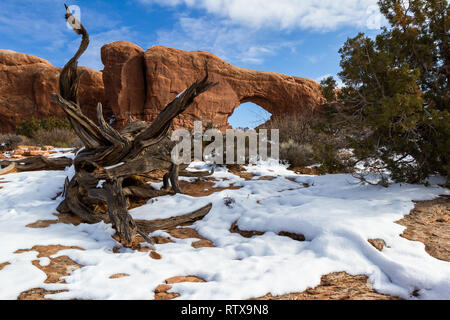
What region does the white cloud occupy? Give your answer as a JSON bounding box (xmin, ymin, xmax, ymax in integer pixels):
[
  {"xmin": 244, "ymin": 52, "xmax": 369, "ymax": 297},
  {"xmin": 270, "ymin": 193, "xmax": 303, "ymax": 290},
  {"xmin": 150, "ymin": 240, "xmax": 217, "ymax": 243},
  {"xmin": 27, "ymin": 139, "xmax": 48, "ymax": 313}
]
[
  {"xmin": 0, "ymin": 1, "xmax": 67, "ymax": 48},
  {"xmin": 0, "ymin": 0, "xmax": 139, "ymax": 70},
  {"xmin": 241, "ymin": 46, "xmax": 275, "ymax": 64},
  {"xmin": 141, "ymin": 0, "xmax": 384, "ymax": 31},
  {"xmin": 155, "ymin": 16, "xmax": 301, "ymax": 66}
]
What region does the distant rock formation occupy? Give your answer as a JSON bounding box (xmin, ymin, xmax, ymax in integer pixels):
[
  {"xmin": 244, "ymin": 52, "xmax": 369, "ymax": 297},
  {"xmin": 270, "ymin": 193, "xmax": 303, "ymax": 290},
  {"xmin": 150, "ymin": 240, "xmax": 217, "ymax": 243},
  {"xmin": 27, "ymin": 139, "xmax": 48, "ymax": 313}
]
[
  {"xmin": 101, "ymin": 42, "xmax": 325, "ymax": 129},
  {"xmin": 1, "ymin": 44, "xmax": 324, "ymax": 133},
  {"xmin": 0, "ymin": 49, "xmax": 108, "ymax": 133}
]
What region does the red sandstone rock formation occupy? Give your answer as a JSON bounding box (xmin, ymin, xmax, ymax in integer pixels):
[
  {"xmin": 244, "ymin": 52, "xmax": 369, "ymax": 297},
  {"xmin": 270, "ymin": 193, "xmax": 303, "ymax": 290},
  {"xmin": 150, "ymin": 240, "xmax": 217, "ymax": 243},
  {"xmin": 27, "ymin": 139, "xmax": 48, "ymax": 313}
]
[
  {"xmin": 1, "ymin": 44, "xmax": 324, "ymax": 133},
  {"xmin": 0, "ymin": 49, "xmax": 107, "ymax": 133},
  {"xmin": 101, "ymin": 43, "xmax": 325, "ymax": 129},
  {"xmin": 101, "ymin": 41, "xmax": 146, "ymax": 125}
]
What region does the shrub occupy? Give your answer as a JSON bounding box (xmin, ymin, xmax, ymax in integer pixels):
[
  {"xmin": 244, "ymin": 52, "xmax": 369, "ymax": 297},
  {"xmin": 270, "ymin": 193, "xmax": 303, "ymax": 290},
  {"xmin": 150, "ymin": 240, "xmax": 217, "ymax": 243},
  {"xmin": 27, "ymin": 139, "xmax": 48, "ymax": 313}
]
[
  {"xmin": 0, "ymin": 134, "xmax": 24, "ymax": 151},
  {"xmin": 260, "ymin": 113, "xmax": 345, "ymax": 169},
  {"xmin": 16, "ymin": 117, "xmax": 71, "ymax": 138},
  {"xmin": 319, "ymin": 0, "xmax": 450, "ymax": 184},
  {"xmin": 13, "ymin": 117, "xmax": 82, "ymax": 148},
  {"xmin": 278, "ymin": 139, "xmax": 315, "ymax": 168},
  {"xmin": 30, "ymin": 128, "xmax": 79, "ymax": 148},
  {"xmin": 313, "ymin": 141, "xmax": 352, "ymax": 174}
]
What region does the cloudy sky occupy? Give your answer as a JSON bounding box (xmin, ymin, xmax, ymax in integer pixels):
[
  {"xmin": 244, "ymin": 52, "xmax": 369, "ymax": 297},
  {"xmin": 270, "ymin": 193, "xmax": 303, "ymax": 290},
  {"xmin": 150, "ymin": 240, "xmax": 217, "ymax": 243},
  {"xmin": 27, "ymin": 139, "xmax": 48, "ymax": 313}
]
[{"xmin": 0, "ymin": 0, "xmax": 385, "ymax": 127}]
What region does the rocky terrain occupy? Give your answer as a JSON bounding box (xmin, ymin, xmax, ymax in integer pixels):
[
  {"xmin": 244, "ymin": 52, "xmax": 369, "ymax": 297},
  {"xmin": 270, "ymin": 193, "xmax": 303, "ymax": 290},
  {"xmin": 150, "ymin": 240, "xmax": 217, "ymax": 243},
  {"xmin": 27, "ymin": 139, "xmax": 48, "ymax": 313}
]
[{"xmin": 0, "ymin": 44, "xmax": 324, "ymax": 133}]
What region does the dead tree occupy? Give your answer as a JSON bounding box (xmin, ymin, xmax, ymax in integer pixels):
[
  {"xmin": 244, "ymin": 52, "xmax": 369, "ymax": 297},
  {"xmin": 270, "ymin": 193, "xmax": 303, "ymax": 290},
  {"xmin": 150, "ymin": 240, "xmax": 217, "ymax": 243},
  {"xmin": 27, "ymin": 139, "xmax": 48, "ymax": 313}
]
[
  {"xmin": 0, "ymin": 156, "xmax": 73, "ymax": 175},
  {"xmin": 50, "ymin": 5, "xmax": 217, "ymax": 246}
]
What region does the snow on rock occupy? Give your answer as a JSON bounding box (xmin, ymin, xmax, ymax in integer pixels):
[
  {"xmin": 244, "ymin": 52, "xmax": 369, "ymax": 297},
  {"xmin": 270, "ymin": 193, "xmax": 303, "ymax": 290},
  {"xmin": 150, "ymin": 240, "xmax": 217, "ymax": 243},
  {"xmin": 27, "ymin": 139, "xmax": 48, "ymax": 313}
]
[{"xmin": 0, "ymin": 161, "xmax": 449, "ymax": 300}]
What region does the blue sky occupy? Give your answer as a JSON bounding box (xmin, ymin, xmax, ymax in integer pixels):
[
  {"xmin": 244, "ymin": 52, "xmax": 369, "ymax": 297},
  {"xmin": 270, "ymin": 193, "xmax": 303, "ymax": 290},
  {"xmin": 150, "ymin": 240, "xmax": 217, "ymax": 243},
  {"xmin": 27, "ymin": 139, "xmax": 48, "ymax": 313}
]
[{"xmin": 0, "ymin": 0, "xmax": 385, "ymax": 128}]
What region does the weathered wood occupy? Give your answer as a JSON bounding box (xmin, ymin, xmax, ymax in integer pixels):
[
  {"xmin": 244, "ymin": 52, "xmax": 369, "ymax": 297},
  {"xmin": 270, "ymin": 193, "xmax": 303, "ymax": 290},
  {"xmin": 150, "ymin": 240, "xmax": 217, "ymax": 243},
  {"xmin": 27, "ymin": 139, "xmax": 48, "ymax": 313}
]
[
  {"xmin": 0, "ymin": 162, "xmax": 16, "ymax": 175},
  {"xmin": 122, "ymin": 185, "xmax": 168, "ymax": 199},
  {"xmin": 0, "ymin": 156, "xmax": 73, "ymax": 174},
  {"xmin": 53, "ymin": 4, "xmax": 217, "ymax": 246},
  {"xmin": 169, "ymin": 164, "xmax": 182, "ymax": 194},
  {"xmin": 136, "ymin": 203, "xmax": 213, "ymax": 234}
]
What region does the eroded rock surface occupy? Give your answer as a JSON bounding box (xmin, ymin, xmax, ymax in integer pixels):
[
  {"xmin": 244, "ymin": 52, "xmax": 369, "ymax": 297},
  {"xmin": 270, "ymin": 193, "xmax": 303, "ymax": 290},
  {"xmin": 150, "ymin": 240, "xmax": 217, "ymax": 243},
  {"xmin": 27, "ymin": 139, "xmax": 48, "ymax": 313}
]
[
  {"xmin": 101, "ymin": 44, "xmax": 325, "ymax": 129},
  {"xmin": 2, "ymin": 45, "xmax": 323, "ymax": 132},
  {"xmin": 254, "ymin": 272, "xmax": 399, "ymax": 300},
  {"xmin": 0, "ymin": 50, "xmax": 108, "ymax": 133},
  {"xmin": 397, "ymin": 195, "xmax": 450, "ymax": 262}
]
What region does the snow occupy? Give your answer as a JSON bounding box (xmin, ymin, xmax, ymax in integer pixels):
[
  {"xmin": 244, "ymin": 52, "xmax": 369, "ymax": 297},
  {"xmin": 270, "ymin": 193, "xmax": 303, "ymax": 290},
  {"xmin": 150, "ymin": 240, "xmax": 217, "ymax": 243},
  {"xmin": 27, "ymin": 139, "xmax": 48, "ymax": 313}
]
[
  {"xmin": 97, "ymin": 180, "xmax": 106, "ymax": 188},
  {"xmin": 104, "ymin": 162, "xmax": 124, "ymax": 170},
  {"xmin": 176, "ymin": 88, "xmax": 187, "ymax": 98},
  {"xmin": 48, "ymin": 148, "xmax": 76, "ymax": 159},
  {"xmin": 0, "ymin": 159, "xmax": 449, "ymax": 300}
]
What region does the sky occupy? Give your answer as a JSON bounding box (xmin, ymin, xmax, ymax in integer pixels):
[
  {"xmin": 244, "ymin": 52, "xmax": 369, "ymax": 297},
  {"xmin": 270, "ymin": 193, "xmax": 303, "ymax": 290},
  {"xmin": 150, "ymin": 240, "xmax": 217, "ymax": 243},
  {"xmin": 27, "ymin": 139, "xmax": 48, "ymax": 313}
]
[{"xmin": 0, "ymin": 0, "xmax": 386, "ymax": 128}]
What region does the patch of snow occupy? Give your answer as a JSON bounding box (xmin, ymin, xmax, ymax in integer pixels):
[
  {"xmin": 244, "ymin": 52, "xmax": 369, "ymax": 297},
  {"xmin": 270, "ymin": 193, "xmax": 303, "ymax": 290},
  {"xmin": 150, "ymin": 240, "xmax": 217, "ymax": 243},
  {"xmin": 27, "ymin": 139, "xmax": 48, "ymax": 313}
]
[
  {"xmin": 96, "ymin": 180, "xmax": 106, "ymax": 189},
  {"xmin": 0, "ymin": 161, "xmax": 449, "ymax": 300},
  {"xmin": 176, "ymin": 88, "xmax": 186, "ymax": 98},
  {"xmin": 48, "ymin": 148, "xmax": 77, "ymax": 159},
  {"xmin": 38, "ymin": 257, "xmax": 50, "ymax": 267}
]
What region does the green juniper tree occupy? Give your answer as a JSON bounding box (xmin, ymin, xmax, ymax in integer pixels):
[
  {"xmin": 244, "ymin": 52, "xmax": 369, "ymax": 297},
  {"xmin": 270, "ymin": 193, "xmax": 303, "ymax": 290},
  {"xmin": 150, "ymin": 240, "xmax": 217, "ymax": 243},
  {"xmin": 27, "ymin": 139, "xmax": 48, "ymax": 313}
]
[{"xmin": 320, "ymin": 0, "xmax": 449, "ymax": 184}]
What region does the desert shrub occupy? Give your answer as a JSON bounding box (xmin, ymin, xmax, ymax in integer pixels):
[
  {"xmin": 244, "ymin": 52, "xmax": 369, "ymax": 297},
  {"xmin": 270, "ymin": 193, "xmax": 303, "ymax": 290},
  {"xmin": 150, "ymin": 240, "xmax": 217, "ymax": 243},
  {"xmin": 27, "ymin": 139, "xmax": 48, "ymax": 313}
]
[
  {"xmin": 16, "ymin": 117, "xmax": 71, "ymax": 138},
  {"xmin": 312, "ymin": 141, "xmax": 352, "ymax": 174},
  {"xmin": 319, "ymin": 0, "xmax": 450, "ymax": 184},
  {"xmin": 30, "ymin": 128, "xmax": 79, "ymax": 148},
  {"xmin": 259, "ymin": 107, "xmax": 357, "ymax": 172},
  {"xmin": 261, "ymin": 113, "xmax": 333, "ymax": 168},
  {"xmin": 0, "ymin": 134, "xmax": 24, "ymax": 151},
  {"xmin": 182, "ymin": 116, "xmax": 349, "ymax": 171},
  {"xmin": 13, "ymin": 117, "xmax": 82, "ymax": 148},
  {"xmin": 278, "ymin": 139, "xmax": 315, "ymax": 168},
  {"xmin": 275, "ymin": 114, "xmax": 317, "ymax": 167}
]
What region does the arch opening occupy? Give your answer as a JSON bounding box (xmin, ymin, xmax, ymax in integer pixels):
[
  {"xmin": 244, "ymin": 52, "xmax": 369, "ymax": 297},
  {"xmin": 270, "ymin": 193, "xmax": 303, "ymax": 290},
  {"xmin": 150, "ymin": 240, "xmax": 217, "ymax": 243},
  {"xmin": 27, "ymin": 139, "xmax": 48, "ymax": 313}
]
[{"xmin": 227, "ymin": 102, "xmax": 272, "ymax": 130}]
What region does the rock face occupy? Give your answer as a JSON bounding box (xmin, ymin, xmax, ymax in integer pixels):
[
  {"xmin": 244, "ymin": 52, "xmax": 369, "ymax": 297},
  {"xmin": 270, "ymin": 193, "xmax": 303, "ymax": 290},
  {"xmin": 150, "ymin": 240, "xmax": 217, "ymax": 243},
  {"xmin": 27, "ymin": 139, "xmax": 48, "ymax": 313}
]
[
  {"xmin": 1, "ymin": 44, "xmax": 324, "ymax": 133},
  {"xmin": 101, "ymin": 44, "xmax": 325, "ymax": 129},
  {"xmin": 0, "ymin": 50, "xmax": 108, "ymax": 133},
  {"xmin": 101, "ymin": 41, "xmax": 146, "ymax": 125}
]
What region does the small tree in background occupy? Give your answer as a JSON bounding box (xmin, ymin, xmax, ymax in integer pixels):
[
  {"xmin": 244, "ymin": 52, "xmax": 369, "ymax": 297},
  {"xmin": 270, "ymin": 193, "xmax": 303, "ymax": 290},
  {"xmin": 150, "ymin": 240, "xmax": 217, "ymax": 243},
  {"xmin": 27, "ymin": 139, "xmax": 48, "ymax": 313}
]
[{"xmin": 319, "ymin": 0, "xmax": 449, "ymax": 184}]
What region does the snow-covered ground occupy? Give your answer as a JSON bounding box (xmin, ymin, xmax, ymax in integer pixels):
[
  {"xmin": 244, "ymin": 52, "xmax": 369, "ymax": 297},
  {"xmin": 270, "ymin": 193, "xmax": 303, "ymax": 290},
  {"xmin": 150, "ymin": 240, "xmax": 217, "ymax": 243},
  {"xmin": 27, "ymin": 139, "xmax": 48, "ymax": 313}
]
[{"xmin": 0, "ymin": 159, "xmax": 449, "ymax": 300}]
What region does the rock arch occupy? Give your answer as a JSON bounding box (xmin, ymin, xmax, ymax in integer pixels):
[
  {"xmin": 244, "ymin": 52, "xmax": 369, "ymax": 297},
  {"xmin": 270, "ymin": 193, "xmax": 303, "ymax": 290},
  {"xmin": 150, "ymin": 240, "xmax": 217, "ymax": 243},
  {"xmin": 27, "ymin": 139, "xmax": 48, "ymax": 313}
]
[
  {"xmin": 239, "ymin": 96, "xmax": 276, "ymax": 118},
  {"xmin": 0, "ymin": 43, "xmax": 324, "ymax": 134},
  {"xmin": 101, "ymin": 42, "xmax": 325, "ymax": 130},
  {"xmin": 228, "ymin": 101, "xmax": 272, "ymax": 129}
]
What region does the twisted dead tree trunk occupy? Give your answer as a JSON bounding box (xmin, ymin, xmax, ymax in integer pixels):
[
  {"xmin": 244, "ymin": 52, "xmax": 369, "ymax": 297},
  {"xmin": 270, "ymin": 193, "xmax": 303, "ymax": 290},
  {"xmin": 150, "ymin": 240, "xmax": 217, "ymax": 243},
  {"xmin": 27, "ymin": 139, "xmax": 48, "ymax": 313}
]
[{"xmin": 53, "ymin": 5, "xmax": 217, "ymax": 246}]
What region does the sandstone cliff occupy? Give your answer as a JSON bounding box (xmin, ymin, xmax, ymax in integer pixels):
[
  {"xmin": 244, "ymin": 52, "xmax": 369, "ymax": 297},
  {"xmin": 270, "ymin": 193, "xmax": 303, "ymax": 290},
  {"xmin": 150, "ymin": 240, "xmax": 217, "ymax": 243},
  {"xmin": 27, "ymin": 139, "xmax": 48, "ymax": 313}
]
[
  {"xmin": 0, "ymin": 49, "xmax": 107, "ymax": 133},
  {"xmin": 1, "ymin": 44, "xmax": 324, "ymax": 133},
  {"xmin": 101, "ymin": 42, "xmax": 325, "ymax": 129}
]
